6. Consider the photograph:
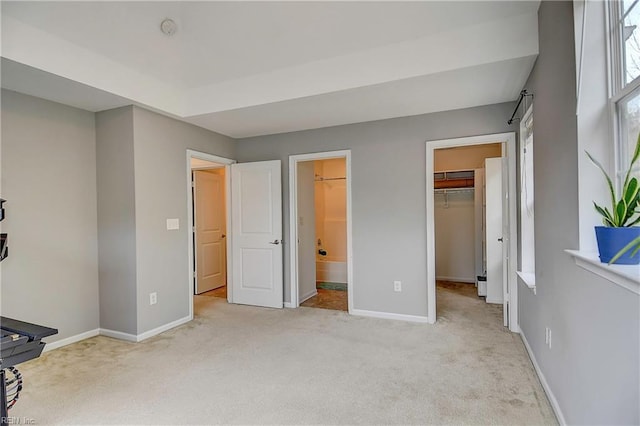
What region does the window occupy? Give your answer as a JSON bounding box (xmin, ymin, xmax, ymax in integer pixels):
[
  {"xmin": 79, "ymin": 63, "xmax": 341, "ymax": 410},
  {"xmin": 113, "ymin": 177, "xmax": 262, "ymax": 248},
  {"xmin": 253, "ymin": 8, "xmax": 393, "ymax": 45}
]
[
  {"xmin": 609, "ymin": 0, "xmax": 640, "ymax": 188},
  {"xmin": 519, "ymin": 105, "xmax": 535, "ymax": 282},
  {"xmin": 568, "ymin": 1, "xmax": 639, "ymax": 291}
]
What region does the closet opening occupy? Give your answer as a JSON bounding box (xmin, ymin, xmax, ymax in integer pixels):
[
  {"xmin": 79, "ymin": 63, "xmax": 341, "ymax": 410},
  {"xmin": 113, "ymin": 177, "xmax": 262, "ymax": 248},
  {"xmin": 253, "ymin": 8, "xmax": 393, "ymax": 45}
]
[
  {"xmin": 289, "ymin": 150, "xmax": 353, "ymax": 313},
  {"xmin": 432, "ymin": 142, "xmax": 509, "ymax": 325}
]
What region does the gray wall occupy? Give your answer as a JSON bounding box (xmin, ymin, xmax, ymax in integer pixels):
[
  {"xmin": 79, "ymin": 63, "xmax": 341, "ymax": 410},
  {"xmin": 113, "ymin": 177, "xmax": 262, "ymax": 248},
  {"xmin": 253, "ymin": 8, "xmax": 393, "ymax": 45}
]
[
  {"xmin": 237, "ymin": 103, "xmax": 517, "ymax": 316},
  {"xmin": 519, "ymin": 2, "xmax": 639, "ymax": 424},
  {"xmin": 96, "ymin": 107, "xmax": 138, "ymax": 334},
  {"xmin": 2, "ymin": 95, "xmax": 236, "ymax": 341},
  {"xmin": 95, "ymin": 106, "xmax": 235, "ymax": 336},
  {"xmin": 131, "ymin": 106, "xmax": 235, "ymax": 334},
  {"xmin": 1, "ymin": 90, "xmax": 100, "ymax": 341}
]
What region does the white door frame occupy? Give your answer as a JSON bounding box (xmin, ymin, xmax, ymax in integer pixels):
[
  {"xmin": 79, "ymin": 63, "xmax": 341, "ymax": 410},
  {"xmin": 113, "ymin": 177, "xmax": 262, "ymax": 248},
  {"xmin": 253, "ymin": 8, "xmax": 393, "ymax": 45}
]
[
  {"xmin": 425, "ymin": 133, "xmax": 518, "ymax": 332},
  {"xmin": 288, "ymin": 150, "xmax": 353, "ymax": 313},
  {"xmin": 186, "ymin": 150, "xmax": 235, "ymax": 320}
]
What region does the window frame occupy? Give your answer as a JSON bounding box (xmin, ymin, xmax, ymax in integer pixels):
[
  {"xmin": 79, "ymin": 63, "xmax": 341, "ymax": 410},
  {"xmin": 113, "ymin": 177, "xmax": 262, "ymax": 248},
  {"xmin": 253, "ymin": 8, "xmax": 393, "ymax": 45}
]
[
  {"xmin": 518, "ymin": 103, "xmax": 535, "ymax": 278},
  {"xmin": 607, "ymin": 0, "xmax": 640, "ymax": 191},
  {"xmin": 569, "ymin": 0, "xmax": 639, "ymax": 291}
]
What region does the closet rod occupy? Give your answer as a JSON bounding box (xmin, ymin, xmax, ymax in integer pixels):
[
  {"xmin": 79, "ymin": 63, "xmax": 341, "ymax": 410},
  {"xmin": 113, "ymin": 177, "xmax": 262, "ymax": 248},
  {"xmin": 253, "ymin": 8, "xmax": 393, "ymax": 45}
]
[
  {"xmin": 315, "ymin": 177, "xmax": 346, "ymax": 181},
  {"xmin": 434, "ymin": 188, "xmax": 475, "ymax": 194}
]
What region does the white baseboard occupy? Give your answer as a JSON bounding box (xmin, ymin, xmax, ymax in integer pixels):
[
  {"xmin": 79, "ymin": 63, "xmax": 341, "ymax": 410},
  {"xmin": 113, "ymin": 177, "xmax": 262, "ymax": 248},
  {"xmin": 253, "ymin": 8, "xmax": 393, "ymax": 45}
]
[
  {"xmin": 43, "ymin": 328, "xmax": 100, "ymax": 352},
  {"xmin": 351, "ymin": 309, "xmax": 430, "ymax": 323},
  {"xmin": 41, "ymin": 316, "xmax": 194, "ymax": 352},
  {"xmin": 436, "ymin": 275, "xmax": 476, "ymax": 284},
  {"xmin": 284, "ymin": 302, "xmax": 295, "ymax": 308},
  {"xmin": 99, "ymin": 327, "xmax": 138, "ymax": 342},
  {"xmin": 485, "ymin": 297, "xmax": 504, "ymax": 304},
  {"xmin": 136, "ymin": 315, "xmax": 191, "ymax": 342},
  {"xmin": 520, "ymin": 328, "xmax": 566, "ymax": 426},
  {"xmin": 298, "ymin": 290, "xmax": 317, "ymax": 304}
]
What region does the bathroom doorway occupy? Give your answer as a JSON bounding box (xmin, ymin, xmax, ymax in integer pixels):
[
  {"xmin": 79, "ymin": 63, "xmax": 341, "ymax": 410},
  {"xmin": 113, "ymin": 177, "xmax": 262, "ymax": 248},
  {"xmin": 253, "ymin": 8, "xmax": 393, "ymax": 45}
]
[{"xmin": 289, "ymin": 151, "xmax": 352, "ymax": 312}]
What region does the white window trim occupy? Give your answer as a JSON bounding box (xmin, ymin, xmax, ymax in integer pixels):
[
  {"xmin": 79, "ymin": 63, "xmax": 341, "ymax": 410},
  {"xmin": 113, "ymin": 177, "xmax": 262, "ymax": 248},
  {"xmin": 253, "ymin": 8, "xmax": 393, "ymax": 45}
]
[
  {"xmin": 566, "ymin": 250, "xmax": 639, "ymax": 295},
  {"xmin": 517, "ymin": 104, "xmax": 536, "ymax": 295},
  {"xmin": 570, "ymin": 1, "xmax": 640, "ymax": 290},
  {"xmin": 517, "ymin": 271, "xmax": 536, "ymax": 295},
  {"xmin": 608, "ymin": 0, "xmax": 640, "ymax": 189}
]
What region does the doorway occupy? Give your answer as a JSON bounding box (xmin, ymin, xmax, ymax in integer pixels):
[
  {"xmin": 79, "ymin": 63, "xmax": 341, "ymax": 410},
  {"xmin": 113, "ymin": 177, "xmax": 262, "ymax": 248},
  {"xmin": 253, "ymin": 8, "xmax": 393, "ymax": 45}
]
[
  {"xmin": 289, "ymin": 150, "xmax": 353, "ymax": 313},
  {"xmin": 186, "ymin": 151, "xmax": 234, "ymax": 318},
  {"xmin": 433, "ymin": 143, "xmax": 505, "ymax": 324},
  {"xmin": 193, "ymin": 166, "xmax": 227, "ymax": 296},
  {"xmin": 426, "ymin": 133, "xmax": 518, "ymax": 331}
]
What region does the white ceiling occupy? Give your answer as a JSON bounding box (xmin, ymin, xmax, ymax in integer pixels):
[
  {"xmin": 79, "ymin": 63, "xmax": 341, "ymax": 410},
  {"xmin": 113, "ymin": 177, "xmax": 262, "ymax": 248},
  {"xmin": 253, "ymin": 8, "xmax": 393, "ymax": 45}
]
[{"xmin": 1, "ymin": 1, "xmax": 540, "ymax": 138}]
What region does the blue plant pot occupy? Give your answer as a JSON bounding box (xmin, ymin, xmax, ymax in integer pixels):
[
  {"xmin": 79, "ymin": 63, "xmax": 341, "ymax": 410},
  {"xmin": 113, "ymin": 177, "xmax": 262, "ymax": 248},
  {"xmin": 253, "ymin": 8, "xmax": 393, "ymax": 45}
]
[{"xmin": 594, "ymin": 226, "xmax": 640, "ymax": 264}]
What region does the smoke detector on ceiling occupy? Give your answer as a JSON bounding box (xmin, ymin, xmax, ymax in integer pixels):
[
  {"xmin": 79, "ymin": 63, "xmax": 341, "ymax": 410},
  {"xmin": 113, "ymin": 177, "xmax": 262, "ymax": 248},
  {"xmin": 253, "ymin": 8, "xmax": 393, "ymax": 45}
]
[{"xmin": 160, "ymin": 18, "xmax": 177, "ymax": 36}]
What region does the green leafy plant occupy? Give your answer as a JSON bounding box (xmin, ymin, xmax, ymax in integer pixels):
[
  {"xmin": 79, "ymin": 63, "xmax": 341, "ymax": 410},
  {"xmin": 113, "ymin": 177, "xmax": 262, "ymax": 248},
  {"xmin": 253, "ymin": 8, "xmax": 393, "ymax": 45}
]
[{"xmin": 586, "ymin": 132, "xmax": 640, "ymax": 227}]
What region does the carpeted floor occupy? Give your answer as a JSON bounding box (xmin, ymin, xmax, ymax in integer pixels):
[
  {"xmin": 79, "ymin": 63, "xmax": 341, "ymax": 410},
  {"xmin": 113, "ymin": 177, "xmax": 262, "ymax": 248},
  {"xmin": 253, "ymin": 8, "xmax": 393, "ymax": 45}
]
[{"xmin": 9, "ymin": 283, "xmax": 556, "ymax": 425}]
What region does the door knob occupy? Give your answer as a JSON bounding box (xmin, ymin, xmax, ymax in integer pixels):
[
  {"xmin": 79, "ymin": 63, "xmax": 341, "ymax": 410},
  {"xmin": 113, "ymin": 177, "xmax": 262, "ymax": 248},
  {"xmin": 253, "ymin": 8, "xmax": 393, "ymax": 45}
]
[
  {"xmin": 221, "ymin": 234, "xmax": 226, "ymax": 238},
  {"xmin": 498, "ymin": 237, "xmax": 504, "ymax": 242},
  {"xmin": 269, "ymin": 239, "xmax": 281, "ymax": 245}
]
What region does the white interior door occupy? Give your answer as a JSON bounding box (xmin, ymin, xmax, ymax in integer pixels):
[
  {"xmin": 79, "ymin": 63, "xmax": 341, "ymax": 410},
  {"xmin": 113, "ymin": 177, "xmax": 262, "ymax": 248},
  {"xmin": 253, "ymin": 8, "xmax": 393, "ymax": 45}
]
[
  {"xmin": 194, "ymin": 169, "xmax": 226, "ymax": 294},
  {"xmin": 500, "ymin": 157, "xmax": 510, "ymax": 327},
  {"xmin": 485, "ymin": 157, "xmax": 504, "ymax": 305},
  {"xmin": 296, "ymin": 161, "xmax": 317, "ymax": 304},
  {"xmin": 231, "ymin": 160, "xmax": 283, "ymax": 308}
]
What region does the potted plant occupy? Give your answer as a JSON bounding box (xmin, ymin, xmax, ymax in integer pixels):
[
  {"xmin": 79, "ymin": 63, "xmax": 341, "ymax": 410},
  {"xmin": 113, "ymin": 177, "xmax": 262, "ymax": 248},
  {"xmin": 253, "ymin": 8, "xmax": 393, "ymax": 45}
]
[
  {"xmin": 609, "ymin": 235, "xmax": 640, "ymax": 264},
  {"xmin": 586, "ymin": 132, "xmax": 640, "ymax": 264}
]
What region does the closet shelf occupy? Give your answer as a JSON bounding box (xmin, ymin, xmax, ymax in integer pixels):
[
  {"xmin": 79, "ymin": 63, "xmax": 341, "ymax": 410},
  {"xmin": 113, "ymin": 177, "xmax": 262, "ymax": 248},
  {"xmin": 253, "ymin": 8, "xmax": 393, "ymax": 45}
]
[{"xmin": 434, "ymin": 169, "xmax": 475, "ymax": 190}]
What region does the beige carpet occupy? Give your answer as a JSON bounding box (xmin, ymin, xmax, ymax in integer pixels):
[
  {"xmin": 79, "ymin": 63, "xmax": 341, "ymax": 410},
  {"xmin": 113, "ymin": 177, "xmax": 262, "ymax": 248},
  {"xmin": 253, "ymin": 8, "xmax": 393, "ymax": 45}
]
[{"xmin": 9, "ymin": 283, "xmax": 556, "ymax": 425}]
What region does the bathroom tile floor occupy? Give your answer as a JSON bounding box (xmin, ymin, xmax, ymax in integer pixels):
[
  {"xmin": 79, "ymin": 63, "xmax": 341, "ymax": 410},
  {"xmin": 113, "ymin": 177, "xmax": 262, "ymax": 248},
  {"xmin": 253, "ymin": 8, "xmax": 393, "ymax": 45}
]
[{"xmin": 300, "ymin": 287, "xmax": 348, "ymax": 311}]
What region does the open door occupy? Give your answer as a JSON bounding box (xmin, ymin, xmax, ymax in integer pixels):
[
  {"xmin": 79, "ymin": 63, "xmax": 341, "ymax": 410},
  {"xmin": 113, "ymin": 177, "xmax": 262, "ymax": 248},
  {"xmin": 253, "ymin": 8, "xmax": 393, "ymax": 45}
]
[
  {"xmin": 194, "ymin": 169, "xmax": 227, "ymax": 294},
  {"xmin": 484, "ymin": 157, "xmax": 504, "ymax": 308},
  {"xmin": 296, "ymin": 161, "xmax": 317, "ymax": 304},
  {"xmin": 500, "ymin": 157, "xmax": 510, "ymax": 327},
  {"xmin": 230, "ymin": 160, "xmax": 283, "ymax": 308}
]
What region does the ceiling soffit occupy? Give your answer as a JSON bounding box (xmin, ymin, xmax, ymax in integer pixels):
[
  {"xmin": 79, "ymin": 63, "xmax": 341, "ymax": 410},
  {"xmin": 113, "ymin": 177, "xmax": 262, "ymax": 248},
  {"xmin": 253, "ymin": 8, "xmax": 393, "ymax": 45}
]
[{"xmin": 0, "ymin": 2, "xmax": 539, "ymax": 137}]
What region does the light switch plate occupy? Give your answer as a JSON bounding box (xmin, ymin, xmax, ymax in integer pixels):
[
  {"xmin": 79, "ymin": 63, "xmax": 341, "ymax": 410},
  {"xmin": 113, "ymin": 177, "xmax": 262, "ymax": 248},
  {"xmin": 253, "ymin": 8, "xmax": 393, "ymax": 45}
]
[{"xmin": 166, "ymin": 218, "xmax": 179, "ymax": 230}]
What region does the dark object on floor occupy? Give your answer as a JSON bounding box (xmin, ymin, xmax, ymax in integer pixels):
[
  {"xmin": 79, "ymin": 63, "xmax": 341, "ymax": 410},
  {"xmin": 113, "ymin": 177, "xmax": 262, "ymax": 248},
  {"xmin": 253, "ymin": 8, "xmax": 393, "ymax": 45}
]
[
  {"xmin": 316, "ymin": 281, "xmax": 347, "ymax": 291},
  {"xmin": 0, "ymin": 234, "xmax": 7, "ymax": 262},
  {"xmin": 0, "ymin": 317, "xmax": 58, "ymax": 420},
  {"xmin": 0, "ymin": 199, "xmax": 6, "ymax": 263}
]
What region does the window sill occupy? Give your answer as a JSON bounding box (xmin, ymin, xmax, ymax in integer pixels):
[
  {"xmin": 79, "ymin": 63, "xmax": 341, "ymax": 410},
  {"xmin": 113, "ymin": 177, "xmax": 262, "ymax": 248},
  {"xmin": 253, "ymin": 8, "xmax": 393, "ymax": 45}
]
[
  {"xmin": 565, "ymin": 250, "xmax": 640, "ymax": 295},
  {"xmin": 517, "ymin": 271, "xmax": 536, "ymax": 295}
]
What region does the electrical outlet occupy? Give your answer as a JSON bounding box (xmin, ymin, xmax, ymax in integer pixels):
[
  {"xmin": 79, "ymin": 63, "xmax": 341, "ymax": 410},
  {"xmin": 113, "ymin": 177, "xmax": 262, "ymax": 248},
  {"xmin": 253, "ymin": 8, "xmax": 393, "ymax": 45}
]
[
  {"xmin": 150, "ymin": 292, "xmax": 157, "ymax": 305},
  {"xmin": 393, "ymin": 281, "xmax": 402, "ymax": 292}
]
